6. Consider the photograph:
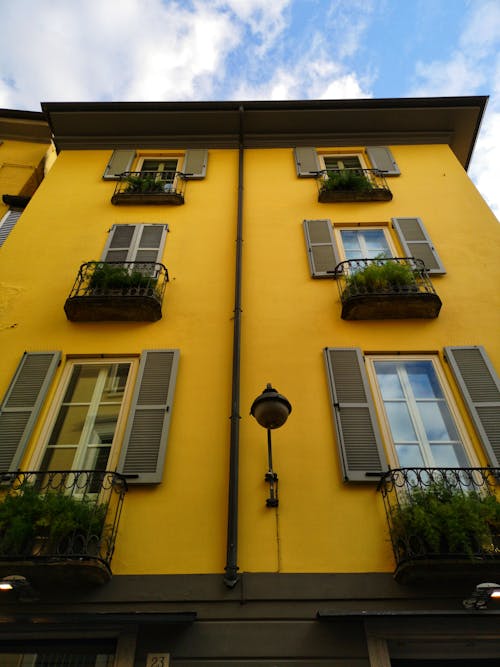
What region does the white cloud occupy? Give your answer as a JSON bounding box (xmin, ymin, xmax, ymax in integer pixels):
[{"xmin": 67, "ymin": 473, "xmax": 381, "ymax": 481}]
[
  {"xmin": 217, "ymin": 0, "xmax": 290, "ymax": 55},
  {"xmin": 408, "ymin": 0, "xmax": 500, "ymax": 220},
  {"xmin": 0, "ymin": 0, "xmax": 242, "ymax": 107}
]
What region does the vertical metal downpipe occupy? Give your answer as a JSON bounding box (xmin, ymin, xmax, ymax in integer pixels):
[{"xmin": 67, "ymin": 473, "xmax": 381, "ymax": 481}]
[{"xmin": 224, "ymin": 105, "xmax": 245, "ymax": 587}]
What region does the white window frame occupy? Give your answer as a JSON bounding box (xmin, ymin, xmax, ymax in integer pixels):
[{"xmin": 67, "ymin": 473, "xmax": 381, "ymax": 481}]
[
  {"xmin": 333, "ymin": 225, "xmax": 397, "ymax": 263},
  {"xmin": 366, "ymin": 354, "xmax": 479, "ymax": 469},
  {"xmin": 319, "ymin": 152, "xmax": 368, "ymax": 171},
  {"xmin": 30, "ymin": 357, "xmax": 139, "ymax": 473},
  {"xmin": 135, "ymin": 154, "xmax": 182, "ymax": 191}
]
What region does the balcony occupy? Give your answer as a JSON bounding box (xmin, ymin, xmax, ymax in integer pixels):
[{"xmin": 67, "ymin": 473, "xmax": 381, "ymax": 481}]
[
  {"xmin": 317, "ymin": 168, "xmax": 392, "ymax": 203},
  {"xmin": 379, "ymin": 467, "xmax": 500, "ymax": 584},
  {"xmin": 0, "ymin": 470, "xmax": 126, "ymax": 588},
  {"xmin": 64, "ymin": 261, "xmax": 168, "ymax": 322},
  {"xmin": 335, "ymin": 257, "xmax": 442, "ymax": 320},
  {"xmin": 111, "ymin": 170, "xmax": 186, "ymax": 205}
]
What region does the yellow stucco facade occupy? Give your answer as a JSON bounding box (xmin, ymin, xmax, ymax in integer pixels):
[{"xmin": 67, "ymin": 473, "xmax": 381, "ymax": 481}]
[
  {"xmin": 1, "ymin": 97, "xmax": 500, "ymax": 664},
  {"xmin": 1, "ymin": 129, "xmax": 499, "ymax": 578}
]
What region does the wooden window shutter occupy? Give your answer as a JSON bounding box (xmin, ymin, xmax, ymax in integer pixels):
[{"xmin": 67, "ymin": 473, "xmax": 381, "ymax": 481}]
[
  {"xmin": 366, "ymin": 146, "xmax": 400, "ymax": 176},
  {"xmin": 102, "ymin": 150, "xmax": 136, "ymax": 180},
  {"xmin": 392, "ymin": 217, "xmax": 446, "ymax": 274},
  {"xmin": 102, "ymin": 224, "xmax": 137, "ymax": 262},
  {"xmin": 0, "ymin": 351, "xmax": 61, "ymax": 470},
  {"xmin": 444, "ymin": 346, "xmax": 500, "ymax": 466},
  {"xmin": 0, "ymin": 210, "xmax": 22, "ymax": 247},
  {"xmin": 102, "ymin": 224, "xmax": 168, "ymax": 264},
  {"xmin": 324, "ymin": 348, "xmax": 387, "ymax": 482},
  {"xmin": 134, "ymin": 225, "xmax": 168, "ymax": 263},
  {"xmin": 303, "ymin": 219, "xmax": 340, "ymax": 278},
  {"xmin": 118, "ymin": 349, "xmax": 179, "ymax": 484},
  {"xmin": 294, "ymin": 147, "xmax": 320, "ymax": 177},
  {"xmin": 182, "ymin": 149, "xmax": 208, "ymax": 179}
]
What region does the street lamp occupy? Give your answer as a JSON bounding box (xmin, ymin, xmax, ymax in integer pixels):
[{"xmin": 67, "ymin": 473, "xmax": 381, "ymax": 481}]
[{"xmin": 250, "ymin": 383, "xmax": 292, "ymax": 507}]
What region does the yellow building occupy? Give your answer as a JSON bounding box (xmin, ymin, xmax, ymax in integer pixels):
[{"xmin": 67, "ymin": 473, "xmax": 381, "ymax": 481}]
[
  {"xmin": 0, "ymin": 109, "xmax": 51, "ymax": 249},
  {"xmin": 0, "ymin": 97, "xmax": 499, "ymax": 665}
]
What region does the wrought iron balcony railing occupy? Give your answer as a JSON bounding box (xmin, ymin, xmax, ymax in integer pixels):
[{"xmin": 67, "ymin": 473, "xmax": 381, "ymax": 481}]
[
  {"xmin": 334, "ymin": 257, "xmax": 442, "ymax": 319},
  {"xmin": 64, "ymin": 261, "xmax": 169, "ymax": 321},
  {"xmin": 112, "ymin": 170, "xmax": 186, "ymax": 205},
  {"xmin": 0, "ymin": 470, "xmax": 127, "ymax": 585},
  {"xmin": 379, "ymin": 467, "xmax": 500, "ymax": 583},
  {"xmin": 316, "ymin": 168, "xmax": 392, "ymax": 202}
]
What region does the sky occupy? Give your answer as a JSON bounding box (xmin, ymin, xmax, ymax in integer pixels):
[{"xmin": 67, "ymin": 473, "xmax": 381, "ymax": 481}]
[{"xmin": 0, "ymin": 0, "xmax": 499, "ymax": 219}]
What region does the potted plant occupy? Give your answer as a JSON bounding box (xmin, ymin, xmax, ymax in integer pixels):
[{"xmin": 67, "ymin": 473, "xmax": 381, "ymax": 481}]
[
  {"xmin": 124, "ymin": 174, "xmax": 169, "ymax": 194},
  {"xmin": 89, "ymin": 263, "xmax": 157, "ymax": 292},
  {"xmin": 390, "ymin": 481, "xmax": 500, "ymax": 560},
  {"xmin": 344, "ymin": 258, "xmax": 417, "ymax": 296},
  {"xmin": 0, "ymin": 486, "xmax": 107, "ymax": 558},
  {"xmin": 320, "ymin": 169, "xmax": 372, "ymax": 195}
]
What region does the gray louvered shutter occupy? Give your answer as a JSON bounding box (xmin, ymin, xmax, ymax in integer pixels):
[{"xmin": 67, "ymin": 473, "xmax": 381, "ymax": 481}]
[
  {"xmin": 444, "ymin": 346, "xmax": 500, "ymax": 466},
  {"xmin": 0, "ymin": 210, "xmax": 22, "ymax": 247},
  {"xmin": 118, "ymin": 349, "xmax": 179, "ymax": 484},
  {"xmin": 0, "ymin": 351, "xmax": 61, "ymax": 471},
  {"xmin": 392, "ymin": 217, "xmax": 446, "ymax": 274},
  {"xmin": 103, "ymin": 150, "xmax": 136, "ymax": 180},
  {"xmin": 303, "ymin": 219, "xmax": 340, "ymax": 278},
  {"xmin": 324, "ymin": 348, "xmax": 387, "ymax": 482},
  {"xmin": 294, "ymin": 147, "xmax": 320, "ymax": 177},
  {"xmin": 366, "ymin": 146, "xmax": 400, "ymax": 176},
  {"xmin": 102, "ymin": 225, "xmax": 136, "ymax": 262},
  {"xmin": 182, "ymin": 149, "xmax": 208, "ymax": 179}
]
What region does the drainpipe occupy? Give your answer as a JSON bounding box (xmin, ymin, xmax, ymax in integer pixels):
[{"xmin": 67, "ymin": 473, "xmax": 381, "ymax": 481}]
[{"xmin": 224, "ymin": 105, "xmax": 245, "ymax": 588}]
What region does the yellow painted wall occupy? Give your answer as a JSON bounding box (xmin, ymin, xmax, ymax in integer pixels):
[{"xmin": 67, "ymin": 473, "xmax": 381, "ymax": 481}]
[
  {"xmin": 0, "ymin": 139, "xmax": 48, "ymax": 220},
  {"xmin": 0, "ymin": 142, "xmax": 498, "ymax": 576}
]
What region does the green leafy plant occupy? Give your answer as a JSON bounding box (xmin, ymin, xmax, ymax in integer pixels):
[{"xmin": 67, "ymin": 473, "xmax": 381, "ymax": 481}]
[
  {"xmin": 0, "ymin": 486, "xmax": 106, "ymax": 557},
  {"xmin": 321, "ymin": 169, "xmax": 372, "ymax": 193},
  {"xmin": 124, "ymin": 174, "xmax": 169, "ymax": 194},
  {"xmin": 345, "ymin": 258, "xmax": 417, "ymax": 294},
  {"xmin": 391, "ymin": 481, "xmax": 500, "ymax": 558},
  {"xmin": 89, "ymin": 263, "xmax": 157, "ymax": 291}
]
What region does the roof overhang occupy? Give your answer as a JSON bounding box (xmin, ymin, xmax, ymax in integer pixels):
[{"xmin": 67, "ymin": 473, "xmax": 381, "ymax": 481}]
[
  {"xmin": 0, "ymin": 109, "xmax": 51, "ymax": 144},
  {"xmin": 42, "ymin": 96, "xmax": 488, "ymax": 169}
]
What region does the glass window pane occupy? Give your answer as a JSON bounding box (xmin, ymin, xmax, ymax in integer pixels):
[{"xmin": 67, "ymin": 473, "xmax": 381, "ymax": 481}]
[
  {"xmin": 395, "ymin": 444, "xmax": 425, "ymax": 467},
  {"xmin": 374, "ymin": 362, "xmax": 404, "ymax": 399},
  {"xmin": 406, "ymin": 361, "xmax": 443, "ymax": 398},
  {"xmin": 101, "ymin": 364, "xmax": 130, "ymax": 401},
  {"xmin": 340, "ymin": 230, "xmax": 362, "ymax": 253},
  {"xmin": 430, "ymin": 444, "xmax": 469, "ymax": 467},
  {"xmin": 419, "ymin": 401, "xmax": 460, "ymax": 442},
  {"xmin": 385, "ymin": 402, "xmax": 418, "ymax": 442},
  {"xmin": 63, "ymin": 365, "xmax": 103, "ymax": 403},
  {"xmin": 90, "ymin": 405, "xmax": 121, "ymax": 444},
  {"xmin": 48, "ymin": 406, "xmax": 88, "ymax": 446},
  {"xmin": 41, "ymin": 446, "xmax": 78, "ymax": 470},
  {"xmin": 361, "ymin": 230, "xmax": 390, "ymax": 256}
]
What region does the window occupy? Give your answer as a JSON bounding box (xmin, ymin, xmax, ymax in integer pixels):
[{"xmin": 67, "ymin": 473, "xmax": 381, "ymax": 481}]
[
  {"xmin": 337, "ymin": 228, "xmax": 393, "ymax": 261},
  {"xmin": 324, "ymin": 346, "xmax": 500, "ymax": 482},
  {"xmin": 137, "ymin": 156, "xmax": 180, "ymax": 192},
  {"xmin": 294, "ymin": 146, "xmax": 400, "ymax": 177},
  {"xmin": 0, "ymin": 209, "xmax": 23, "ymax": 248},
  {"xmin": 322, "ymin": 154, "xmax": 364, "ymax": 171},
  {"xmin": 102, "ymin": 224, "xmax": 168, "ymax": 265},
  {"xmin": 0, "ymin": 350, "xmax": 180, "ymax": 485},
  {"xmin": 39, "ymin": 360, "xmax": 134, "ymax": 472},
  {"xmin": 367, "ymin": 357, "xmax": 471, "ymax": 468},
  {"xmin": 103, "ymin": 149, "xmax": 208, "ymax": 180},
  {"xmin": 303, "ymin": 218, "xmax": 445, "ymax": 279}
]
